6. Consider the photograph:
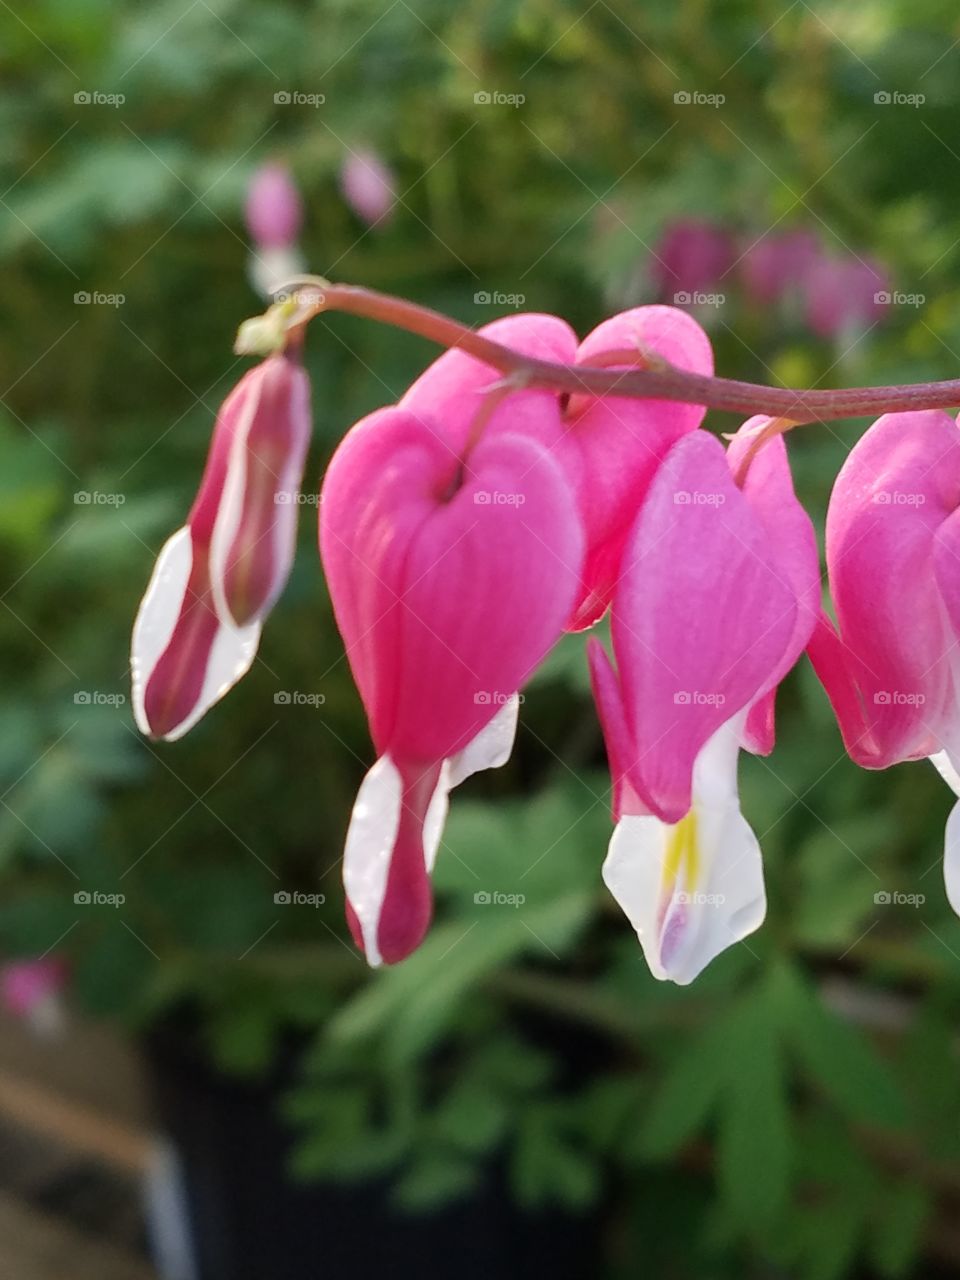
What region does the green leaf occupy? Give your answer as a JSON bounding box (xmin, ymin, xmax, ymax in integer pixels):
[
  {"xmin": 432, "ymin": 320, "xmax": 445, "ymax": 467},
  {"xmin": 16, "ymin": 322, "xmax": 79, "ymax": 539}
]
[
  {"xmin": 716, "ymin": 987, "xmax": 791, "ymax": 1230},
  {"xmin": 636, "ymin": 1020, "xmax": 729, "ymax": 1160},
  {"xmin": 394, "ymin": 1151, "xmax": 480, "ymax": 1211},
  {"xmin": 775, "ymin": 963, "xmax": 907, "ymax": 1129},
  {"xmin": 870, "ymin": 1181, "xmax": 930, "ymax": 1278},
  {"xmin": 511, "ymin": 1104, "xmax": 600, "ymax": 1210}
]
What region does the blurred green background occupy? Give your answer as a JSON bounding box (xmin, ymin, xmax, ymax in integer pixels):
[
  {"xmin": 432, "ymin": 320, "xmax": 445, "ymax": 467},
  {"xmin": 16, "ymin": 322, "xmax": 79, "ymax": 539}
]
[{"xmin": 3, "ymin": 0, "xmax": 960, "ymax": 1276}]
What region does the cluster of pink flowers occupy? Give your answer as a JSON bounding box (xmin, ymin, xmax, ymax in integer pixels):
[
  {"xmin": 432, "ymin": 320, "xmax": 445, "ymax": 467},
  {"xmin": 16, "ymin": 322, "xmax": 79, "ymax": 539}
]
[
  {"xmin": 131, "ymin": 301, "xmax": 960, "ymax": 984},
  {"xmin": 654, "ymin": 218, "xmax": 890, "ymax": 338}
]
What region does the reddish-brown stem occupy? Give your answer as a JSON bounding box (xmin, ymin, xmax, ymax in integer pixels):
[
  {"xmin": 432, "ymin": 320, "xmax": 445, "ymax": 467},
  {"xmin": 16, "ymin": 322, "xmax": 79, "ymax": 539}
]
[{"xmin": 284, "ymin": 280, "xmax": 960, "ymax": 424}]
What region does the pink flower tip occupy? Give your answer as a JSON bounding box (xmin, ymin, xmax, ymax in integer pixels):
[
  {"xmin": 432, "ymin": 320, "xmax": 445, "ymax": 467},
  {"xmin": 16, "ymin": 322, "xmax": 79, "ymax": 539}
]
[
  {"xmin": 339, "ymin": 149, "xmax": 396, "ymax": 227},
  {"xmin": 245, "ymin": 162, "xmax": 303, "ymax": 250}
]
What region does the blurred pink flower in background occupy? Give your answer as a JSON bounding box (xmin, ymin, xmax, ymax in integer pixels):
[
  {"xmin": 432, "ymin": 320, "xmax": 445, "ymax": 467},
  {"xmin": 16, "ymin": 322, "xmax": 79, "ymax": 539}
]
[
  {"xmin": 804, "ymin": 253, "xmax": 890, "ymax": 338},
  {"xmin": 740, "ymin": 229, "xmax": 821, "ymax": 305},
  {"xmin": 244, "ymin": 161, "xmax": 306, "ymax": 299},
  {"xmin": 652, "ymin": 218, "xmax": 737, "ymax": 300},
  {"xmin": 1, "ymin": 956, "xmax": 68, "ymax": 1036},
  {"xmin": 245, "ymin": 162, "xmax": 303, "ymax": 247},
  {"xmin": 339, "ymin": 148, "xmax": 396, "ymax": 226}
]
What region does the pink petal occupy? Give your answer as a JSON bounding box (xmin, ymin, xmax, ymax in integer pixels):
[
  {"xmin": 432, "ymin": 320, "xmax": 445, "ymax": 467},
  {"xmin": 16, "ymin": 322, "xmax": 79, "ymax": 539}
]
[
  {"xmin": 400, "ymin": 313, "xmax": 576, "ymax": 458},
  {"xmin": 131, "ymin": 528, "xmax": 260, "ymax": 741},
  {"xmin": 611, "ymin": 431, "xmax": 798, "ymax": 822},
  {"xmin": 245, "ymin": 162, "xmax": 303, "ymax": 249},
  {"xmin": 210, "ymin": 354, "xmax": 311, "ymax": 628},
  {"xmin": 564, "ymin": 306, "xmax": 713, "ymax": 629},
  {"xmin": 321, "ymin": 410, "xmax": 583, "ymax": 763},
  {"xmin": 818, "ymin": 410, "xmax": 960, "ymax": 765},
  {"xmin": 587, "ymin": 638, "xmax": 646, "ymax": 821},
  {"xmin": 727, "ymin": 421, "xmax": 820, "ymax": 753}
]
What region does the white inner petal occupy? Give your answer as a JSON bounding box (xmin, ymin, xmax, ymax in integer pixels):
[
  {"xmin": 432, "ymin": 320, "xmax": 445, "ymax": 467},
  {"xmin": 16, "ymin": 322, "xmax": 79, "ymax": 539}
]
[
  {"xmin": 180, "ymin": 612, "xmax": 260, "ymax": 742},
  {"xmin": 930, "ymin": 750, "xmax": 960, "ymax": 798},
  {"xmin": 447, "ymin": 694, "xmax": 520, "ymax": 788},
  {"xmin": 423, "ymin": 761, "xmax": 451, "ymax": 875},
  {"xmin": 248, "ymin": 245, "xmax": 307, "ymax": 301},
  {"xmin": 130, "ymin": 528, "xmax": 192, "ymax": 736},
  {"xmin": 209, "ymin": 383, "xmax": 260, "ymax": 628},
  {"xmin": 342, "ymin": 703, "xmax": 520, "ymax": 966},
  {"xmin": 343, "ymin": 755, "xmax": 404, "ymax": 968},
  {"xmin": 130, "ymin": 526, "xmax": 261, "ymax": 742},
  {"xmin": 602, "ymin": 713, "xmax": 765, "ymax": 985},
  {"xmin": 944, "ymin": 798, "xmax": 960, "ymax": 918}
]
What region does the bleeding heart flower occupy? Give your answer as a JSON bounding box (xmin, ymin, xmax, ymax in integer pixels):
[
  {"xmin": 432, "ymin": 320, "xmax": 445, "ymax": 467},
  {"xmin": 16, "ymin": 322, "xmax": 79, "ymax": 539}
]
[
  {"xmin": 246, "ymin": 162, "xmax": 303, "ymax": 247},
  {"xmin": 804, "ymin": 253, "xmax": 889, "ymax": 339},
  {"xmin": 339, "ymin": 148, "xmax": 396, "ymax": 227},
  {"xmin": 740, "ymin": 229, "xmax": 820, "ymax": 307},
  {"xmin": 1, "ymin": 956, "xmax": 68, "ymax": 1036},
  {"xmin": 401, "ymin": 307, "xmax": 713, "ymax": 630},
  {"xmin": 589, "ymin": 426, "xmax": 818, "ymax": 982},
  {"xmin": 651, "ymin": 218, "xmax": 737, "ymax": 300},
  {"xmin": 320, "ymin": 405, "xmax": 584, "ymax": 964},
  {"xmin": 809, "ymin": 410, "xmax": 960, "ymax": 768},
  {"xmin": 245, "ymin": 162, "xmax": 306, "ymax": 299},
  {"xmin": 131, "ymin": 351, "xmax": 311, "ymax": 741},
  {"xmin": 809, "ymin": 410, "xmax": 960, "ymax": 914}
]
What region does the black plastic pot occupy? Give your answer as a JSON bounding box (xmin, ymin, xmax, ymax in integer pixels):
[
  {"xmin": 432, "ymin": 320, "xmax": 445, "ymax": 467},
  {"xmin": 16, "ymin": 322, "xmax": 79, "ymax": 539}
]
[{"xmin": 141, "ymin": 1026, "xmax": 600, "ymax": 1280}]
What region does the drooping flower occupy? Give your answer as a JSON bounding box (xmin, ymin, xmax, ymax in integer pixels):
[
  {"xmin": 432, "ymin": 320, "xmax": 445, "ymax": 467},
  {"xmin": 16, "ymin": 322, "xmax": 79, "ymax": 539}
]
[
  {"xmin": 1, "ymin": 956, "xmax": 68, "ymax": 1036},
  {"xmin": 809, "ymin": 410, "xmax": 960, "ymax": 767},
  {"xmin": 339, "ymin": 148, "xmax": 396, "ymax": 227},
  {"xmin": 320, "ymin": 405, "xmax": 584, "ymax": 964},
  {"xmin": 741, "ymin": 229, "xmax": 820, "ymax": 307},
  {"xmin": 132, "ymin": 351, "xmax": 311, "ymax": 740},
  {"xmin": 804, "ymin": 253, "xmax": 889, "ymax": 339},
  {"xmin": 589, "ymin": 425, "xmax": 819, "ymax": 982},
  {"xmin": 400, "ymin": 307, "xmax": 713, "ymax": 630},
  {"xmin": 808, "ymin": 410, "xmax": 960, "ymax": 910},
  {"xmin": 245, "ymin": 162, "xmax": 306, "ymax": 299},
  {"xmin": 651, "ymin": 218, "xmax": 737, "ymax": 302}
]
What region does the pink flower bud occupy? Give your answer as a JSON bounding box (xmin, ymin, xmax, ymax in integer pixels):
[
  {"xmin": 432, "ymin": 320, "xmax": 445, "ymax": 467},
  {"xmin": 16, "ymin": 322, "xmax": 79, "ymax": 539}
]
[
  {"xmin": 339, "ymin": 149, "xmax": 395, "ymax": 226},
  {"xmin": 245, "ymin": 162, "xmax": 303, "ymax": 249},
  {"xmin": 131, "ymin": 353, "xmax": 311, "ymax": 740}
]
